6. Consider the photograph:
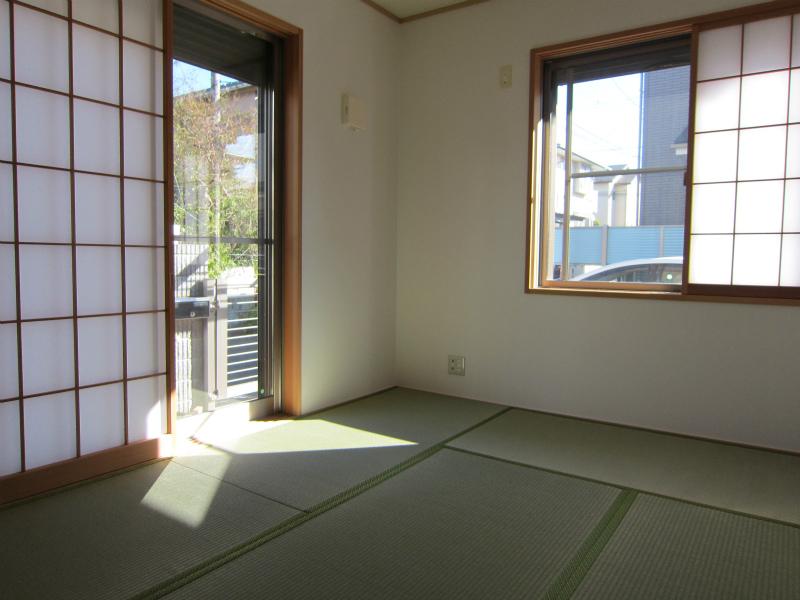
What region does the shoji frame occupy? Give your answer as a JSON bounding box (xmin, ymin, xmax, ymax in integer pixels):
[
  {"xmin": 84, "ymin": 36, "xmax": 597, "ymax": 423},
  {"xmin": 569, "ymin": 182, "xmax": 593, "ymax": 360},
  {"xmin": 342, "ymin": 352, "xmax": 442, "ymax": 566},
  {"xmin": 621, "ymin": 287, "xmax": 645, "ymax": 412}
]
[
  {"xmin": 0, "ymin": 0, "xmax": 303, "ymax": 504},
  {"xmin": 526, "ymin": 0, "xmax": 800, "ymax": 305},
  {"xmin": 687, "ymin": 6, "xmax": 800, "ymax": 298}
]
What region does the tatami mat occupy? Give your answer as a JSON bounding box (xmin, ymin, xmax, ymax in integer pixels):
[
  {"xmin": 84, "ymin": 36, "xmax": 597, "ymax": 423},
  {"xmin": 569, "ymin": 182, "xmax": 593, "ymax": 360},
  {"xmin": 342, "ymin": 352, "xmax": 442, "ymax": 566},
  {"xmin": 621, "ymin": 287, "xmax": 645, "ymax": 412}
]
[
  {"xmin": 0, "ymin": 460, "xmax": 297, "ymax": 600},
  {"xmin": 4, "ymin": 389, "xmax": 799, "ymax": 600},
  {"xmin": 174, "ymin": 387, "xmax": 506, "ymax": 510},
  {"xmin": 573, "ymin": 494, "xmax": 800, "ymax": 599},
  {"xmin": 449, "ymin": 409, "xmax": 800, "ymax": 524},
  {"xmin": 164, "ymin": 449, "xmax": 621, "ymax": 600}
]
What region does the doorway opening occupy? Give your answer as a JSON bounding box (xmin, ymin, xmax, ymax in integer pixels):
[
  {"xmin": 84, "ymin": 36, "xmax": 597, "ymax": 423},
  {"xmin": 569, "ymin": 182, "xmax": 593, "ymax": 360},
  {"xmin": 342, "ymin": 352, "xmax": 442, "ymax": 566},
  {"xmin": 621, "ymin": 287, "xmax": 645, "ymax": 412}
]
[{"xmin": 170, "ymin": 1, "xmax": 281, "ymax": 435}]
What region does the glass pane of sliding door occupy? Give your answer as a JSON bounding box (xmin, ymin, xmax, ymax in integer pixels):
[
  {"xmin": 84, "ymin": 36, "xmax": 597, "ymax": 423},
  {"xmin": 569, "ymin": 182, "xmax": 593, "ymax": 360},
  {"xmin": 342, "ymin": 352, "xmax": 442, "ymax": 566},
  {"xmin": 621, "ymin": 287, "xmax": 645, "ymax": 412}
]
[{"xmin": 172, "ymin": 4, "xmax": 275, "ymax": 423}]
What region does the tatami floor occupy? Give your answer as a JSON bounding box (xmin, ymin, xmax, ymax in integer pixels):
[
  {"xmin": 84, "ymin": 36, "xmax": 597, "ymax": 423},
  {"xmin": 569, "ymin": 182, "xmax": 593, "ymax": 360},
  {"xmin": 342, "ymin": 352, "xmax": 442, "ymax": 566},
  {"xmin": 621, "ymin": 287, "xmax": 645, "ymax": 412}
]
[{"xmin": 1, "ymin": 388, "xmax": 798, "ymax": 599}]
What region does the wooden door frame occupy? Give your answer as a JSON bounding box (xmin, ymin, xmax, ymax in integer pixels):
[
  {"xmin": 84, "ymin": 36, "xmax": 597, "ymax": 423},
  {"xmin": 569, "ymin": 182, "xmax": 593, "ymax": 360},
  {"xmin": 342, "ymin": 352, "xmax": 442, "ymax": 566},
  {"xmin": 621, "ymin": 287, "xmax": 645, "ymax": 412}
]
[{"xmin": 164, "ymin": 0, "xmax": 303, "ymax": 422}]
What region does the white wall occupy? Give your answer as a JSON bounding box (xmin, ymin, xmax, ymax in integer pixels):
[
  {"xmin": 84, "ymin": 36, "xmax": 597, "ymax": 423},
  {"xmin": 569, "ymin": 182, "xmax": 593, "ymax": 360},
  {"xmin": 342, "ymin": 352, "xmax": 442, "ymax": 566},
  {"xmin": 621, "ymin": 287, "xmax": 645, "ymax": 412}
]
[
  {"xmin": 395, "ymin": 0, "xmax": 800, "ymax": 452},
  {"xmin": 245, "ymin": 0, "xmax": 400, "ymax": 413}
]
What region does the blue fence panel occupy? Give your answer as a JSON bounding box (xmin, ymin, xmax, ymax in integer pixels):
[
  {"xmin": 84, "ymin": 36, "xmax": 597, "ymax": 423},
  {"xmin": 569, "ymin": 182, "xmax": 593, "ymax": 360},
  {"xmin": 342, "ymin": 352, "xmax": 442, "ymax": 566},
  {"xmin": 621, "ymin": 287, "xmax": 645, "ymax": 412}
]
[
  {"xmin": 663, "ymin": 226, "xmax": 684, "ymax": 256},
  {"xmin": 554, "ymin": 225, "xmax": 684, "ymax": 265},
  {"xmin": 553, "ymin": 228, "xmax": 603, "ymax": 265},
  {"xmin": 607, "ymin": 226, "xmax": 661, "ymax": 263}
]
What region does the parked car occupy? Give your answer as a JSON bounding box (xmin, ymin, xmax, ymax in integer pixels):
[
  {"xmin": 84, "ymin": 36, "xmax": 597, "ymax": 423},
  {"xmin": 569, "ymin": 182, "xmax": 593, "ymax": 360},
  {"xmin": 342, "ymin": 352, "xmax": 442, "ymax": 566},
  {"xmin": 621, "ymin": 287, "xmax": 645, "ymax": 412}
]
[{"xmin": 571, "ymin": 256, "xmax": 683, "ymax": 284}]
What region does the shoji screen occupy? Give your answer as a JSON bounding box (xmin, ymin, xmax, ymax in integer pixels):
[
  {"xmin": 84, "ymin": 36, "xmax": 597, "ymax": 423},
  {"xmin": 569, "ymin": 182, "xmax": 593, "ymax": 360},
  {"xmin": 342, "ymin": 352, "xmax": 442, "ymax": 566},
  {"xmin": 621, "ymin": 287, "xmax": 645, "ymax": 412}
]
[
  {"xmin": 0, "ymin": 0, "xmax": 166, "ymax": 476},
  {"xmin": 690, "ymin": 14, "xmax": 800, "ymax": 288}
]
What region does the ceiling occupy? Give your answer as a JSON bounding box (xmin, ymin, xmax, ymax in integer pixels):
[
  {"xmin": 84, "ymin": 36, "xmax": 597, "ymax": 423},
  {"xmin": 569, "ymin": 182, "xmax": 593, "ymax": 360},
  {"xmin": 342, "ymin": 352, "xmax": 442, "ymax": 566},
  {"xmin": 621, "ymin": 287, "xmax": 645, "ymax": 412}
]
[{"xmin": 367, "ymin": 0, "xmax": 485, "ymax": 21}]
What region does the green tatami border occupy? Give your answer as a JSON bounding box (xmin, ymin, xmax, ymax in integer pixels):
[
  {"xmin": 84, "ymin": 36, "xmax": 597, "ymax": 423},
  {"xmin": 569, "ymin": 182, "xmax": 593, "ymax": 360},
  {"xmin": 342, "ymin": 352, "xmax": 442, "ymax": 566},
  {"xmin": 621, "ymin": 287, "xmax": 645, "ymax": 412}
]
[
  {"xmin": 444, "ymin": 445, "xmax": 800, "ymax": 531},
  {"xmin": 543, "ymin": 489, "xmax": 638, "ymax": 600},
  {"xmin": 412, "ymin": 387, "xmax": 800, "ymax": 459},
  {"xmin": 130, "ymin": 407, "xmax": 513, "ymax": 600}
]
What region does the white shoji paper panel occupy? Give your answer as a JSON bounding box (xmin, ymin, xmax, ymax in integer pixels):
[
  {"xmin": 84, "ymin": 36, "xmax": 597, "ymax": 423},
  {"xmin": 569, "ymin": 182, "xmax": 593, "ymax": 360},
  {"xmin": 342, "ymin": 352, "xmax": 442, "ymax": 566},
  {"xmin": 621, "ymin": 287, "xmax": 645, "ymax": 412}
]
[
  {"xmin": 79, "ymin": 382, "xmax": 124, "ymax": 454},
  {"xmin": 0, "ymin": 324, "xmax": 18, "ymax": 399},
  {"xmin": 19, "ymin": 244, "xmax": 73, "ymax": 319},
  {"xmin": 126, "ymin": 247, "xmax": 165, "ymax": 312},
  {"xmin": 735, "ymin": 180, "xmax": 785, "ymax": 234},
  {"xmin": 14, "ymin": 5, "xmax": 69, "ymax": 92},
  {"xmin": 78, "ymin": 316, "xmax": 123, "ymax": 385},
  {"xmin": 126, "ymin": 312, "xmax": 165, "ymax": 378},
  {"xmin": 697, "ymin": 25, "xmax": 741, "ymax": 81},
  {"xmin": 75, "ymin": 173, "xmax": 121, "ymax": 244},
  {"xmin": 0, "ymin": 1, "xmax": 10, "ymax": 80},
  {"xmin": 0, "ymin": 245, "xmax": 15, "ymax": 321},
  {"xmin": 695, "ymin": 78, "xmax": 740, "ymax": 133},
  {"xmin": 24, "ymin": 391, "xmax": 76, "ymax": 469},
  {"xmin": 789, "ymin": 69, "xmax": 800, "ymax": 123},
  {"xmin": 691, "ymin": 183, "xmax": 736, "ymax": 234},
  {"xmin": 3, "ymin": 0, "xmax": 167, "ymax": 474},
  {"xmin": 128, "ymin": 375, "xmax": 165, "ymax": 442},
  {"xmin": 124, "ymin": 110, "xmax": 164, "ymax": 180},
  {"xmin": 123, "ymin": 41, "xmax": 163, "ymax": 114},
  {"xmin": 76, "ymin": 246, "xmax": 122, "ymax": 315},
  {"xmin": 691, "ymin": 17, "xmax": 800, "ymax": 289},
  {"xmin": 22, "ymin": 319, "xmax": 74, "ymax": 395},
  {"xmin": 786, "ymin": 125, "xmax": 800, "ymax": 179},
  {"xmin": 790, "ymin": 70, "xmax": 800, "ymax": 123},
  {"xmin": 125, "ymin": 180, "xmax": 164, "ymax": 245},
  {"xmin": 20, "ymin": 0, "xmax": 67, "ymax": 16},
  {"xmin": 784, "ymin": 180, "xmax": 800, "ymax": 232},
  {"xmin": 0, "ymin": 400, "xmax": 21, "ymax": 476},
  {"xmin": 738, "ymin": 126, "xmax": 786, "ymax": 181},
  {"xmin": 689, "ymin": 235, "xmax": 734, "ymax": 285},
  {"xmin": 0, "ymin": 164, "xmax": 12, "ymax": 242},
  {"xmin": 693, "ymin": 131, "xmax": 738, "ymax": 183},
  {"xmin": 15, "ymin": 86, "xmax": 70, "ymax": 168},
  {"xmin": 123, "ymin": 0, "xmax": 163, "ymax": 48},
  {"xmin": 74, "ymin": 100, "xmax": 120, "ymax": 175},
  {"xmin": 17, "ymin": 166, "xmax": 71, "ymax": 243},
  {"xmin": 742, "ymin": 16, "xmax": 791, "ymax": 75},
  {"xmin": 740, "ymin": 71, "xmax": 789, "ymax": 128},
  {"xmin": 73, "ymin": 0, "xmax": 118, "ymax": 34},
  {"xmin": 72, "ymin": 24, "xmax": 119, "ymax": 104},
  {"xmin": 781, "ymin": 235, "xmax": 800, "ymax": 286},
  {"xmin": 0, "ymin": 83, "xmax": 12, "ymax": 162},
  {"xmin": 733, "ymin": 234, "xmax": 781, "ymax": 286}
]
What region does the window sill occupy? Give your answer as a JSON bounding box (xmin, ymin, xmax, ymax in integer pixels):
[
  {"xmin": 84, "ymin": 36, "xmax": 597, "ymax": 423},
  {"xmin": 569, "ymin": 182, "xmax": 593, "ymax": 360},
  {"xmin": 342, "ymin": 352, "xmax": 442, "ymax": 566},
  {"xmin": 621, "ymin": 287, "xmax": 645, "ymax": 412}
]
[{"xmin": 526, "ymin": 286, "xmax": 800, "ymax": 307}]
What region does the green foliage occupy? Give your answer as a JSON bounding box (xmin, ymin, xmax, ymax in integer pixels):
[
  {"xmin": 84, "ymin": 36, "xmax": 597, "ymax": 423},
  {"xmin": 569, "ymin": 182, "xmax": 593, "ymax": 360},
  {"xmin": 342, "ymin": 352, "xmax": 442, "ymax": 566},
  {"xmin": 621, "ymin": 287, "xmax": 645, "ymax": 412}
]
[{"xmin": 173, "ymin": 79, "xmax": 260, "ymax": 279}]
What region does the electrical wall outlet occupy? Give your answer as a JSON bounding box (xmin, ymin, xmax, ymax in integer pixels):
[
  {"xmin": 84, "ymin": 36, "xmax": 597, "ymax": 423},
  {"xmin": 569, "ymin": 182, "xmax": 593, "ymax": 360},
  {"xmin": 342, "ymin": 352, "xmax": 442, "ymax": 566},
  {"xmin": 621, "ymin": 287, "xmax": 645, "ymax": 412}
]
[{"xmin": 448, "ymin": 355, "xmax": 466, "ymax": 376}]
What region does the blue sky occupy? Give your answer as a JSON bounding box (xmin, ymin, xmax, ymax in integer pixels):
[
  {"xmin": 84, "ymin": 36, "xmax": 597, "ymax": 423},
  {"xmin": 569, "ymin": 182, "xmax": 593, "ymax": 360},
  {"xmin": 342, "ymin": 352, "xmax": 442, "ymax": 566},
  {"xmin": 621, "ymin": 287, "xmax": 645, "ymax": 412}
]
[{"xmin": 173, "ymin": 60, "xmax": 239, "ymax": 96}]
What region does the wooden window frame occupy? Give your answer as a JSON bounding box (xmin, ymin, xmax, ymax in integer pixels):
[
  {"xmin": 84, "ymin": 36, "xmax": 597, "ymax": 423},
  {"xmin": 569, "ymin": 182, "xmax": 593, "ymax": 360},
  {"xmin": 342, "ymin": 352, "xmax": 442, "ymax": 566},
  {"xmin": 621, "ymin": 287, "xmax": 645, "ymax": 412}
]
[{"xmin": 526, "ymin": 0, "xmax": 800, "ymax": 306}]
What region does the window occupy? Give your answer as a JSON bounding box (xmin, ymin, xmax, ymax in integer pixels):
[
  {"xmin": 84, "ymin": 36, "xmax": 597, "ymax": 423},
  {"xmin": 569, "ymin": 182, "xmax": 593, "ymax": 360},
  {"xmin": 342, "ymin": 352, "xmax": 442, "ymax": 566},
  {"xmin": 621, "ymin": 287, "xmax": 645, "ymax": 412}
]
[
  {"xmin": 540, "ymin": 38, "xmax": 690, "ymax": 289},
  {"xmin": 527, "ymin": 6, "xmax": 800, "ymax": 301}
]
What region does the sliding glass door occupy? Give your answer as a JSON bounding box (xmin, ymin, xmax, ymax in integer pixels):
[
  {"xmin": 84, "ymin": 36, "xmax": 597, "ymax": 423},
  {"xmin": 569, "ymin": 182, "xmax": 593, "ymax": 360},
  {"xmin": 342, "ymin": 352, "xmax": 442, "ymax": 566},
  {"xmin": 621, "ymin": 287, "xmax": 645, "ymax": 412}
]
[{"xmin": 171, "ymin": 2, "xmax": 278, "ymax": 422}]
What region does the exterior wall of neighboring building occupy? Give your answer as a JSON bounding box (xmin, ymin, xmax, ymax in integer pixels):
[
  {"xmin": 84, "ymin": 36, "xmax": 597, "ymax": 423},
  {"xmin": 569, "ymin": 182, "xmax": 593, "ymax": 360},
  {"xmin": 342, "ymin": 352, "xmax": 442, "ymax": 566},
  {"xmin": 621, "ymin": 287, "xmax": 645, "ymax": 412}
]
[{"xmin": 640, "ymin": 66, "xmax": 691, "ymax": 226}]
